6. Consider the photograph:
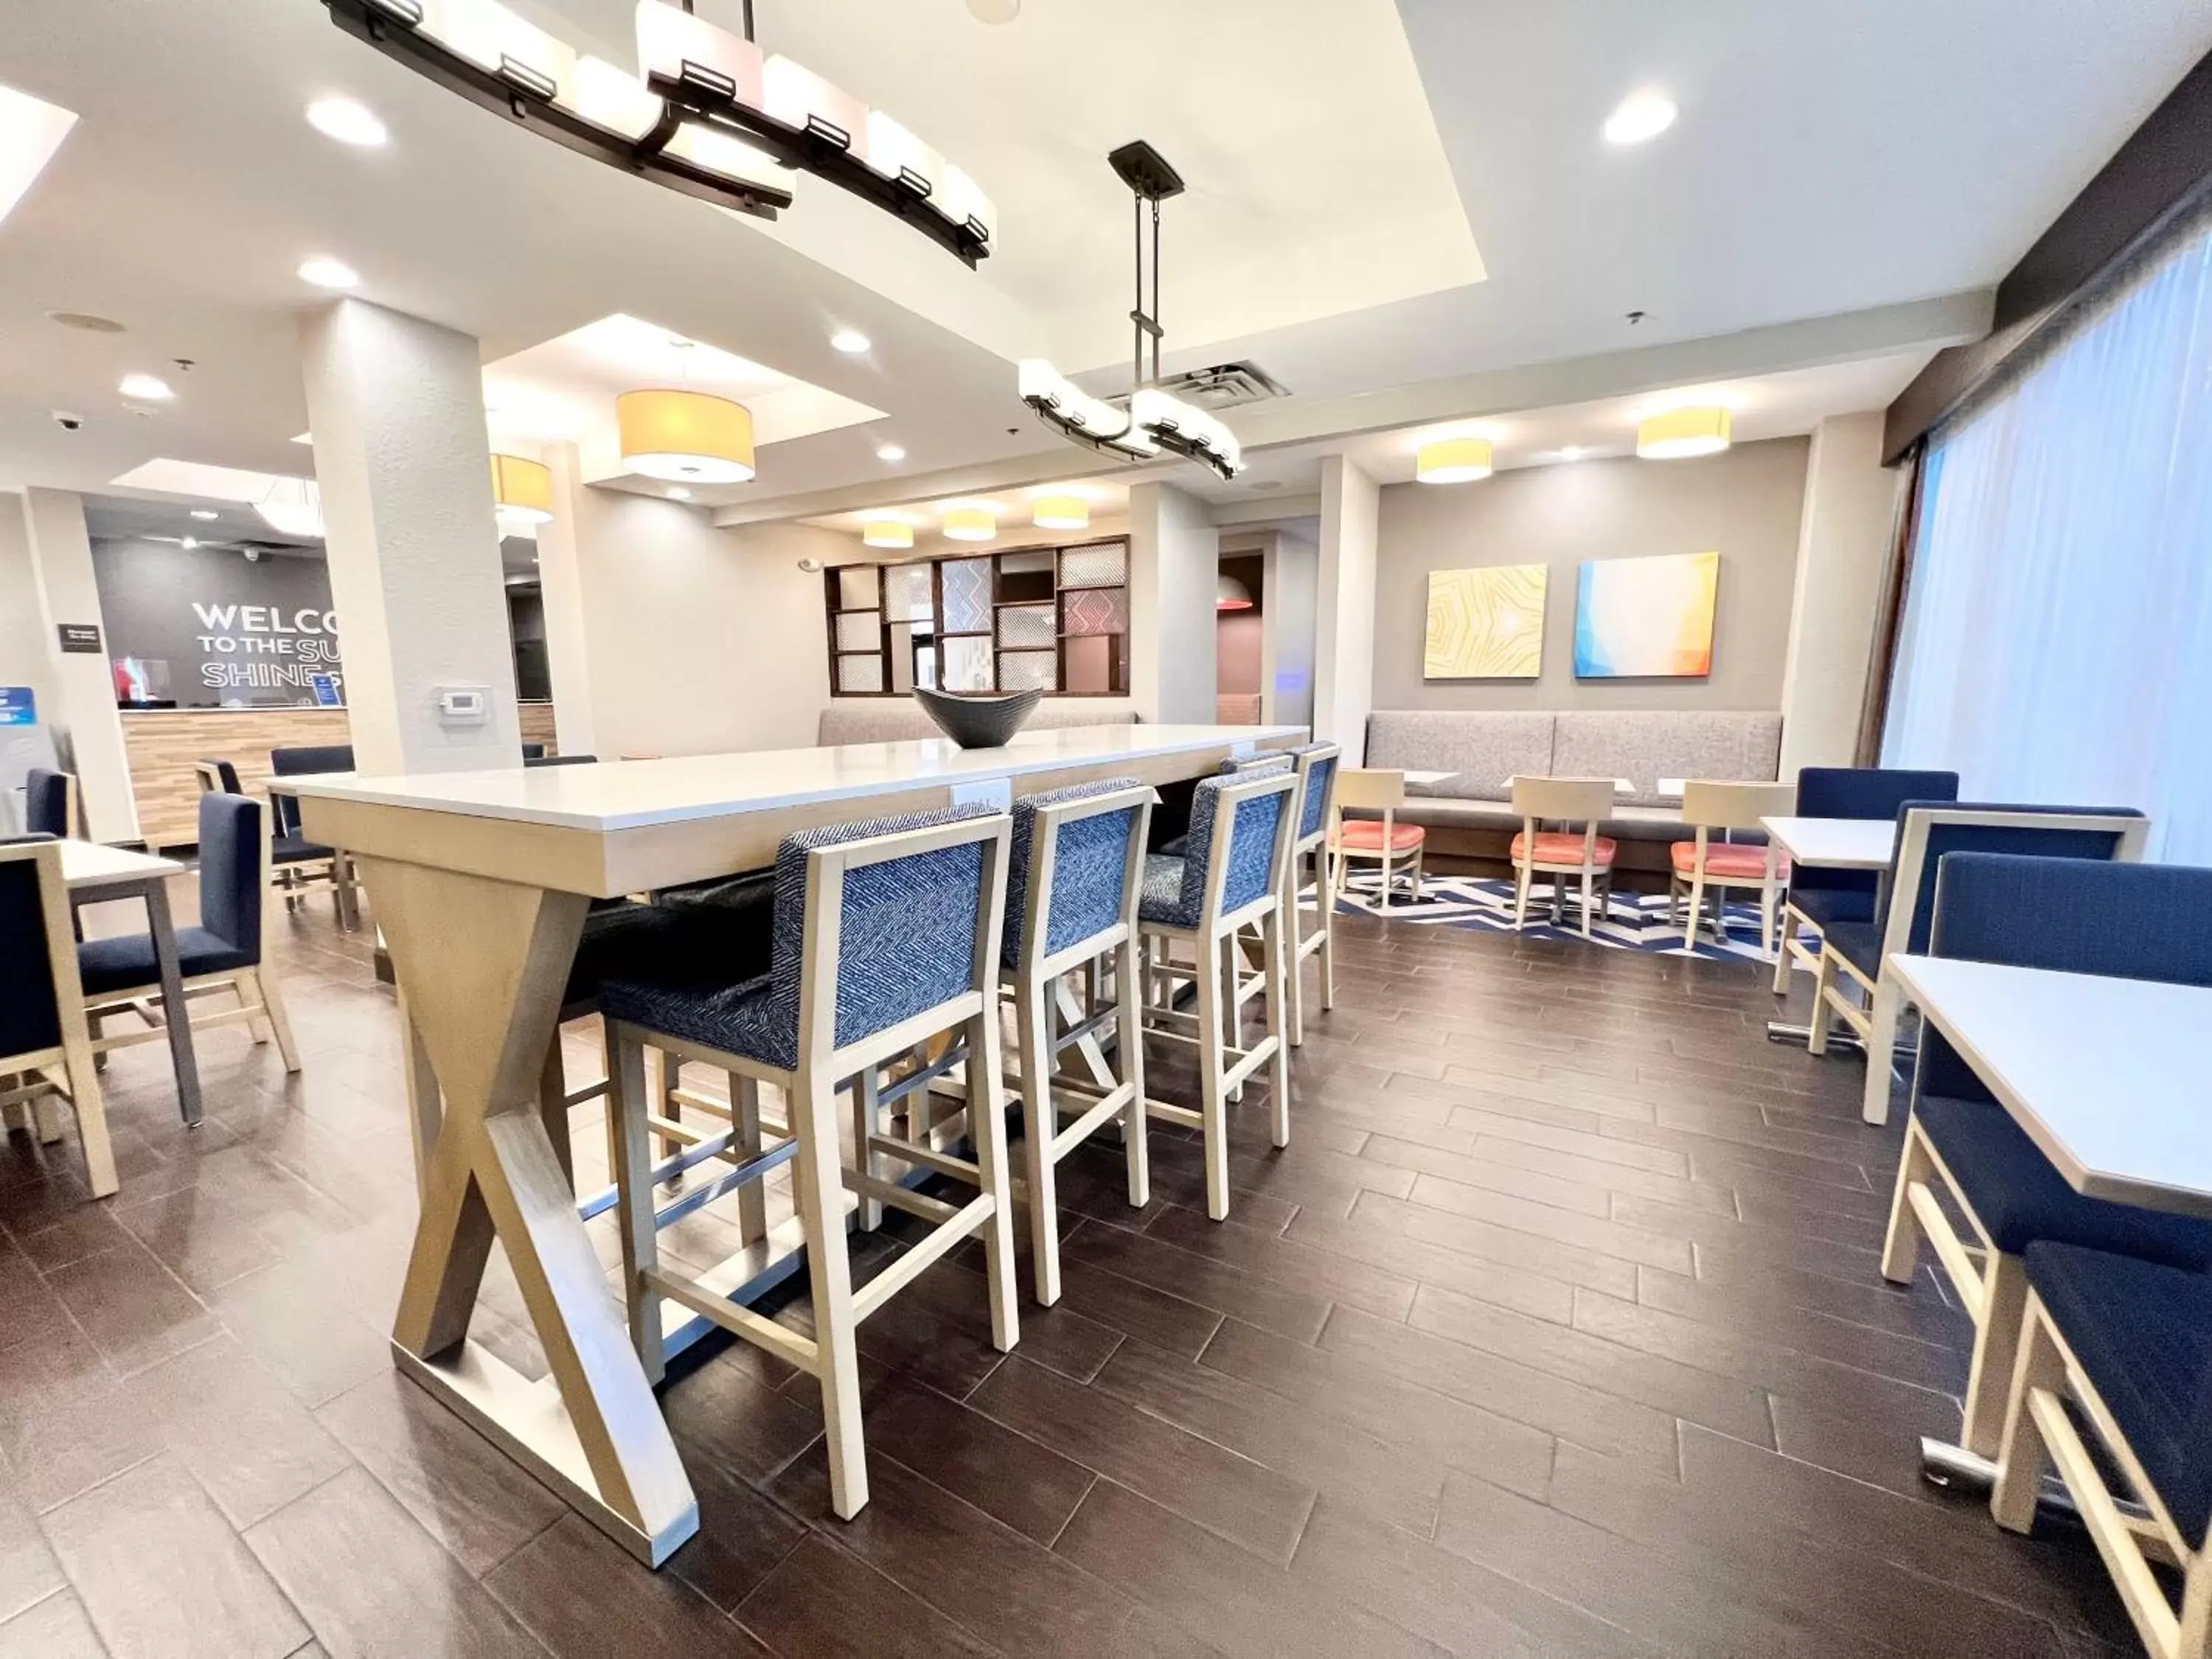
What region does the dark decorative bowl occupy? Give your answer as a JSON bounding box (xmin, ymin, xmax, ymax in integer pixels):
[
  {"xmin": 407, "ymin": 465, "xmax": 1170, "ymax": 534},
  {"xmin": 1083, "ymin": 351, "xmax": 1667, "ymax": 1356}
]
[{"xmin": 913, "ymin": 686, "xmax": 1044, "ymax": 748}]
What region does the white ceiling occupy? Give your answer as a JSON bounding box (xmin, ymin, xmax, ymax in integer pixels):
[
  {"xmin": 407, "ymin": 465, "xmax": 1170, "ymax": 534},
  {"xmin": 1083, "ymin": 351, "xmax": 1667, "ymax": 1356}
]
[{"xmin": 0, "ymin": 0, "xmax": 2207, "ymax": 524}]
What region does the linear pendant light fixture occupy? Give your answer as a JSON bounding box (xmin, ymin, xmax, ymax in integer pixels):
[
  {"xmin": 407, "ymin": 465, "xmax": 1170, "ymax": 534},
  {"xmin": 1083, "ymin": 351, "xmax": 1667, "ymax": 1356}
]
[
  {"xmin": 1020, "ymin": 141, "xmax": 1244, "ymax": 481},
  {"xmin": 320, "ymin": 0, "xmax": 995, "ymax": 265}
]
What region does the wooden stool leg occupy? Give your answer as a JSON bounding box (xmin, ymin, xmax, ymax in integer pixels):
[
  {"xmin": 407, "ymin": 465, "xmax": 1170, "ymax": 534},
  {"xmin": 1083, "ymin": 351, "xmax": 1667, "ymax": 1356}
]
[
  {"xmin": 1265, "ymin": 908, "xmax": 1290, "ymax": 1150},
  {"xmin": 1964, "ymin": 1252, "xmax": 2029, "ymax": 1459},
  {"xmin": 255, "ymin": 965, "xmax": 302, "ymax": 1072},
  {"xmin": 1197, "ymin": 930, "xmax": 1231, "ymax": 1221},
  {"xmin": 1990, "ymin": 1303, "xmax": 2063, "ymax": 1537},
  {"xmin": 1222, "ymin": 935, "xmax": 1245, "ymax": 1105},
  {"xmin": 1118, "ymin": 931, "xmax": 1149, "ymax": 1210},
  {"xmin": 1879, "ymin": 1121, "xmax": 1932, "ymax": 1285},
  {"xmin": 1318, "ymin": 852, "xmax": 1336, "ymax": 1012},
  {"xmin": 657, "ymin": 1051, "xmax": 684, "ymax": 1171},
  {"xmin": 64, "ymin": 1040, "xmax": 118, "ymax": 1201},
  {"xmin": 792, "ymin": 1063, "xmax": 869, "ymax": 1518},
  {"xmin": 1772, "ymin": 908, "xmax": 1796, "ymax": 994},
  {"xmin": 732, "ymin": 1073, "xmax": 766, "ymax": 1245},
  {"xmin": 1015, "ymin": 975, "xmax": 1060, "ymax": 1306},
  {"xmin": 851, "ymin": 1071, "xmax": 883, "ymax": 1232},
  {"xmin": 967, "ymin": 1006, "xmax": 1020, "ymax": 1351},
  {"xmin": 605, "ymin": 1027, "xmax": 666, "ymax": 1383},
  {"xmin": 1285, "ymin": 855, "xmax": 1306, "ymax": 1048},
  {"xmin": 1683, "ymin": 871, "xmax": 1705, "ymax": 950}
]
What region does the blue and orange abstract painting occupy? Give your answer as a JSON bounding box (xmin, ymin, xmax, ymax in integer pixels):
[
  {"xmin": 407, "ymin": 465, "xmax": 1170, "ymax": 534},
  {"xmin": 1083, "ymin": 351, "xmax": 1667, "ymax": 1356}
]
[{"xmin": 1573, "ymin": 551, "xmax": 1719, "ymax": 678}]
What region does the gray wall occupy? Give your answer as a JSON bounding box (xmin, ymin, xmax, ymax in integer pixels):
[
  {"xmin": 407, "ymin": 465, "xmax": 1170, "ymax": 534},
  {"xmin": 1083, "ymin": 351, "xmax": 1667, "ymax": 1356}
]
[
  {"xmin": 1371, "ymin": 436, "xmax": 1810, "ymax": 713},
  {"xmin": 93, "ymin": 538, "xmax": 343, "ymax": 707}
]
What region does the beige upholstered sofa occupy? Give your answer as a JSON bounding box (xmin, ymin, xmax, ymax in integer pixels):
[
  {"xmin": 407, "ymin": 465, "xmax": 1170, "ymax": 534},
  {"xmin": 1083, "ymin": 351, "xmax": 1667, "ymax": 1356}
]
[
  {"xmin": 1360, "ymin": 708, "xmax": 1784, "ymax": 874},
  {"xmin": 818, "ymin": 699, "xmax": 1141, "ymax": 746}
]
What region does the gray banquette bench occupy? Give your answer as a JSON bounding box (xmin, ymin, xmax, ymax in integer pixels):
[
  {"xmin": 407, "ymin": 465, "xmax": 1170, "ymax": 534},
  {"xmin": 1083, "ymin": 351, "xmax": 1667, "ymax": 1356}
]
[
  {"xmin": 818, "ymin": 700, "xmax": 1141, "ymax": 745},
  {"xmin": 1360, "ymin": 709, "xmax": 1783, "ymax": 876}
]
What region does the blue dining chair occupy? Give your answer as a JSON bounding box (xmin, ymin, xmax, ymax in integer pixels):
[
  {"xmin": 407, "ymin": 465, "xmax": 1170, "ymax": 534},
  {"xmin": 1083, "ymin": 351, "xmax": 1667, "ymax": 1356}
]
[
  {"xmin": 77, "ymin": 791, "xmax": 302, "ymax": 1077},
  {"xmin": 265, "ymin": 745, "xmax": 359, "ymax": 923},
  {"xmin": 1992, "ymin": 1242, "xmax": 2212, "ymax": 1656},
  {"xmin": 1773, "ymin": 766, "xmax": 1958, "ymax": 993},
  {"xmin": 1809, "ymin": 801, "xmax": 2146, "ymax": 1123},
  {"xmin": 0, "ymin": 837, "xmax": 115, "ymax": 1196},
  {"xmin": 22, "ymin": 767, "xmax": 76, "ymax": 839},
  {"xmin": 1879, "ymin": 852, "xmax": 2212, "ymax": 1464}
]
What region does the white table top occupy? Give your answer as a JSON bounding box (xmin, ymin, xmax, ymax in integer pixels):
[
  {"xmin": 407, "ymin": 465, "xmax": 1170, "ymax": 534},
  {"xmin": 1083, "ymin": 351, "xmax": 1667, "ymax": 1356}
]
[
  {"xmin": 1887, "ymin": 954, "xmax": 2212, "ymax": 1218},
  {"xmin": 1503, "ymin": 775, "xmax": 1638, "ymax": 795},
  {"xmin": 60, "ymin": 840, "xmax": 185, "ymax": 891},
  {"xmin": 1761, "ymin": 815, "xmax": 1896, "ymax": 870},
  {"xmin": 1399, "ymin": 770, "xmax": 1458, "ymax": 787},
  {"xmin": 285, "ymin": 724, "xmax": 1305, "ymax": 833}
]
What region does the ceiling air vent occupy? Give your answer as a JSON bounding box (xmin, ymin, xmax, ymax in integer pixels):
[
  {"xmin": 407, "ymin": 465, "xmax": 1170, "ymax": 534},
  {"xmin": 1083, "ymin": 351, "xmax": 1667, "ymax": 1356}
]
[{"xmin": 1149, "ymin": 361, "xmax": 1289, "ymax": 411}]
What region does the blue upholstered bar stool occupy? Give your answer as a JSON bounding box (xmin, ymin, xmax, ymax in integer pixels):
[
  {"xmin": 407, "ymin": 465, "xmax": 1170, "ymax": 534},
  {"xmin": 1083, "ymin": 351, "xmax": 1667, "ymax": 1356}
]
[
  {"xmin": 1992, "ymin": 1242, "xmax": 2212, "ymax": 1656},
  {"xmin": 1882, "ymin": 854, "xmax": 2212, "ymax": 1465},
  {"xmin": 599, "ymin": 803, "xmax": 1019, "ymax": 1520},
  {"xmin": 1810, "ymin": 801, "xmax": 2146, "ymax": 1122},
  {"xmin": 1272, "ymin": 743, "xmax": 1341, "ymax": 1046},
  {"xmin": 0, "ymin": 838, "xmax": 115, "ymax": 1196},
  {"xmin": 994, "ymin": 778, "xmax": 1155, "ymax": 1307},
  {"xmin": 23, "ymin": 767, "xmax": 75, "ymax": 839},
  {"xmin": 1137, "ymin": 762, "xmax": 1298, "ymax": 1221},
  {"xmin": 1771, "ymin": 765, "xmax": 1959, "ymax": 994}
]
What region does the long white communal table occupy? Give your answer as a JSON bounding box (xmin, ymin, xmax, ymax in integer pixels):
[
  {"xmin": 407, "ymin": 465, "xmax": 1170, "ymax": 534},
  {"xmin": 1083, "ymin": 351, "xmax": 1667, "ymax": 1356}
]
[
  {"xmin": 291, "ymin": 723, "xmax": 1301, "ymax": 1565},
  {"xmin": 1884, "ymin": 953, "xmax": 2212, "ymax": 1500}
]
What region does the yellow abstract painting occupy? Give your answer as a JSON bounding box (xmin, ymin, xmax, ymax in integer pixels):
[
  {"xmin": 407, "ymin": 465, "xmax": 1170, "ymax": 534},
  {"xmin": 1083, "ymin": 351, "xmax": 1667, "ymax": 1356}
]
[{"xmin": 1424, "ymin": 563, "xmax": 1548, "ymax": 679}]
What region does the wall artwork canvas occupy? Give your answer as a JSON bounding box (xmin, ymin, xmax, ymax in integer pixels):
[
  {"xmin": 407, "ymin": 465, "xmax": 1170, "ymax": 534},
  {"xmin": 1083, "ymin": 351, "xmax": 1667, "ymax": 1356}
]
[
  {"xmin": 1423, "ymin": 563, "xmax": 1548, "ymax": 679},
  {"xmin": 1573, "ymin": 551, "xmax": 1719, "ymax": 678}
]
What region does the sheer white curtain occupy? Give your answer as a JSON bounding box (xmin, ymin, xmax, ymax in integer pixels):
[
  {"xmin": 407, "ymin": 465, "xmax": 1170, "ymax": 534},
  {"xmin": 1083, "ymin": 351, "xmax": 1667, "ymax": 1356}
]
[{"xmin": 1883, "ymin": 218, "xmax": 2212, "ymax": 862}]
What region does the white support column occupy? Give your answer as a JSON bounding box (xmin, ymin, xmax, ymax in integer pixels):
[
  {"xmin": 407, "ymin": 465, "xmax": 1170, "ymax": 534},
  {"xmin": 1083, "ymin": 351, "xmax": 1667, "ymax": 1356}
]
[
  {"xmin": 1314, "ymin": 455, "xmax": 1379, "ymax": 757},
  {"xmin": 300, "ymin": 298, "xmax": 520, "ymax": 775},
  {"xmin": 1778, "ymin": 412, "xmax": 1903, "ymax": 775},
  {"xmin": 533, "ymin": 442, "xmax": 599, "ymax": 760},
  {"xmin": 1262, "ymin": 532, "xmax": 1318, "ymax": 729},
  {"xmin": 1128, "ymin": 481, "xmax": 1218, "ymax": 724},
  {"xmin": 21, "ymin": 488, "xmax": 137, "ymax": 841}
]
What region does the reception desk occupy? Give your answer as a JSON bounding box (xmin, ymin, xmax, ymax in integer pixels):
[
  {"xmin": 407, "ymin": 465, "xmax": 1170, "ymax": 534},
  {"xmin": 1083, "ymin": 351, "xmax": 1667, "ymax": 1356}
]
[
  {"xmin": 291, "ymin": 722, "xmax": 1298, "ymax": 1565},
  {"xmin": 119, "ymin": 702, "xmax": 558, "ymax": 847}
]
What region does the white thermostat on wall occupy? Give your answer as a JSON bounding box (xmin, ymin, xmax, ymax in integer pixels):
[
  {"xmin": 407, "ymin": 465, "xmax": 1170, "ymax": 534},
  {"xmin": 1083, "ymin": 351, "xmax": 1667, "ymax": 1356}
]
[{"xmin": 436, "ymin": 684, "xmax": 490, "ymax": 726}]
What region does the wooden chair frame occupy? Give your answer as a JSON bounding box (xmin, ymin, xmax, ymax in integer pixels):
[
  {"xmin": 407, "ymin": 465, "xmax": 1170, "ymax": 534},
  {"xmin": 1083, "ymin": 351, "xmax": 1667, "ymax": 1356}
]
[
  {"xmin": 994, "ymin": 783, "xmax": 1155, "ymax": 1307},
  {"xmin": 1672, "ymin": 780, "xmax": 1795, "ymax": 956},
  {"xmin": 606, "ymin": 812, "xmax": 1019, "ymax": 1520},
  {"xmin": 1509, "ymin": 776, "xmax": 1619, "ymax": 940},
  {"xmin": 0, "ymin": 841, "xmax": 116, "ymax": 1197},
  {"xmin": 1286, "ymin": 743, "xmax": 1341, "ymax": 1046},
  {"xmin": 1329, "ymin": 768, "xmax": 1422, "ymax": 914},
  {"xmin": 1810, "ymin": 807, "xmax": 2149, "ymax": 1124},
  {"xmin": 1992, "ymin": 1287, "xmax": 2212, "ymax": 1659},
  {"xmin": 77, "ymin": 832, "xmax": 302, "ymax": 1078},
  {"xmin": 1138, "ymin": 771, "xmax": 1298, "ymax": 1221}
]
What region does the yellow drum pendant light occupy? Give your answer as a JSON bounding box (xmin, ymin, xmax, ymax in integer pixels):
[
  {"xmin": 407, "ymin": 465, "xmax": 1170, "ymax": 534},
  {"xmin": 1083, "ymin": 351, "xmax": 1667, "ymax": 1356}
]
[
  {"xmin": 489, "ymin": 453, "xmax": 555, "ymax": 523},
  {"xmin": 617, "ymin": 389, "xmax": 757, "ymax": 483}
]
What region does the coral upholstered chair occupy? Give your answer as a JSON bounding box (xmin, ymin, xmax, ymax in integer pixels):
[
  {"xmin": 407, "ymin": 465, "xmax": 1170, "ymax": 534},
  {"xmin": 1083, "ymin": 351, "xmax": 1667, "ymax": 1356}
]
[
  {"xmin": 1509, "ymin": 776, "xmax": 1618, "ymax": 939},
  {"xmin": 1329, "ymin": 768, "xmax": 1425, "ymax": 912},
  {"xmin": 1669, "ymin": 780, "xmax": 1796, "ymax": 956}
]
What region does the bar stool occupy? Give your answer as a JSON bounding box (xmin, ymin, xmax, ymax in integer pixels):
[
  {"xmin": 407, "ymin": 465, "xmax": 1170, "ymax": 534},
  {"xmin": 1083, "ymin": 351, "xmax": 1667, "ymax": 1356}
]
[
  {"xmin": 599, "ymin": 803, "xmax": 1019, "ymax": 1520},
  {"xmin": 996, "ymin": 778, "xmax": 1154, "ymax": 1307},
  {"xmin": 1329, "ymin": 768, "xmax": 1425, "ymax": 912},
  {"xmin": 1137, "ymin": 763, "xmax": 1298, "ymax": 1221},
  {"xmin": 1509, "ymin": 775, "xmax": 1618, "ymax": 939},
  {"xmin": 1282, "ymin": 742, "xmax": 1341, "ymax": 1045}
]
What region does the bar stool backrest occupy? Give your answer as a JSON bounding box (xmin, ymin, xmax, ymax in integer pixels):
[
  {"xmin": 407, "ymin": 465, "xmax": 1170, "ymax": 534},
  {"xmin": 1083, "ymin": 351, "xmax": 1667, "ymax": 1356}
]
[
  {"xmin": 1918, "ymin": 852, "xmax": 2212, "ymax": 1105},
  {"xmin": 1182, "ymin": 763, "xmax": 1296, "ymax": 929},
  {"xmin": 1511, "ymin": 775, "xmax": 1615, "ymax": 825},
  {"xmin": 0, "ymin": 841, "xmax": 71, "ymax": 1066},
  {"xmin": 1004, "ymin": 779, "xmax": 1155, "ymax": 973},
  {"xmin": 1290, "ymin": 742, "xmax": 1342, "ymax": 848},
  {"xmin": 197, "ymin": 793, "xmax": 266, "ymax": 963},
  {"xmin": 1879, "ymin": 803, "xmax": 2148, "ymax": 967},
  {"xmin": 765, "ymin": 802, "xmax": 1009, "ymax": 1072},
  {"xmin": 23, "ymin": 768, "xmax": 74, "ymax": 839}
]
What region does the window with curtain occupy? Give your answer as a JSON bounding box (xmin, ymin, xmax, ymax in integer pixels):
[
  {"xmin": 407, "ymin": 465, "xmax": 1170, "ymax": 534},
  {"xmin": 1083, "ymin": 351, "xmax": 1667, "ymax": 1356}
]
[{"xmin": 1882, "ymin": 215, "xmax": 2212, "ymax": 862}]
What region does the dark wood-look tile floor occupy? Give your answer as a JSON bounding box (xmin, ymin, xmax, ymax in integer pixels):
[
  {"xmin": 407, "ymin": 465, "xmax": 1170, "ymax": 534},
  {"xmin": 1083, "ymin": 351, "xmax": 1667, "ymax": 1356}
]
[{"xmin": 0, "ymin": 888, "xmax": 2144, "ymax": 1657}]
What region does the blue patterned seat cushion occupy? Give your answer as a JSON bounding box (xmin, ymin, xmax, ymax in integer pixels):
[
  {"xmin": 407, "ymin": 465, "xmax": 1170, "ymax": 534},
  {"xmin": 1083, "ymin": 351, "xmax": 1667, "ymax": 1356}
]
[
  {"xmin": 1920, "ymin": 1093, "xmax": 2212, "ymax": 1268},
  {"xmin": 1139, "ymin": 766, "xmax": 1290, "ymax": 929},
  {"xmin": 1004, "ymin": 778, "xmax": 1143, "ymax": 970},
  {"xmin": 2025, "ymin": 1241, "xmax": 2212, "ymax": 1548},
  {"xmin": 602, "ymin": 803, "xmax": 999, "ymax": 1071},
  {"xmin": 1790, "ymin": 886, "xmax": 1876, "ymax": 930}
]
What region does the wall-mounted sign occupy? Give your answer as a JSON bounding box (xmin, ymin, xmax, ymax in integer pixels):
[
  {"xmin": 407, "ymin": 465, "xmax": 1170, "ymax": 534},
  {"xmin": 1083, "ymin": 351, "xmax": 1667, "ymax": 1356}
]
[
  {"xmin": 57, "ymin": 624, "xmax": 102, "ymax": 654},
  {"xmin": 0, "ymin": 688, "xmax": 35, "ymax": 726},
  {"xmin": 310, "ymin": 674, "xmax": 343, "ymax": 708},
  {"xmin": 89, "ymin": 541, "xmax": 346, "ymax": 708}
]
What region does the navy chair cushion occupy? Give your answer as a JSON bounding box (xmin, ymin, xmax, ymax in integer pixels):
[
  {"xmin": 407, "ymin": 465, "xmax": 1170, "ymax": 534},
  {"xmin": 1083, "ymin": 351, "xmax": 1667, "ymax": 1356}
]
[
  {"xmin": 0, "ymin": 856, "xmax": 63, "ymax": 1060},
  {"xmin": 197, "ymin": 793, "xmax": 263, "ymax": 959},
  {"xmin": 1790, "ymin": 887, "xmax": 1877, "ymax": 930},
  {"xmin": 1003, "ymin": 777, "xmax": 1142, "ymax": 970},
  {"xmin": 1919, "ymin": 1094, "xmax": 2212, "ymax": 1269},
  {"xmin": 23, "ymin": 769, "xmax": 69, "ymax": 838},
  {"xmin": 2025, "ymin": 1242, "xmax": 2212, "ymax": 1548},
  {"xmin": 78, "ymin": 928, "xmax": 256, "ymax": 996},
  {"xmin": 271, "ymin": 834, "xmax": 335, "ymax": 866},
  {"xmin": 1141, "ymin": 762, "xmax": 1292, "ymax": 929}
]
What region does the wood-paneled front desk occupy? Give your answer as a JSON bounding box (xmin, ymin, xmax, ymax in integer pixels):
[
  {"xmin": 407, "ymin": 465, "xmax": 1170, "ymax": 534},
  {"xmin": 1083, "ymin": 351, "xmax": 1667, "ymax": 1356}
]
[{"xmin": 292, "ymin": 723, "xmax": 1299, "ymax": 1565}]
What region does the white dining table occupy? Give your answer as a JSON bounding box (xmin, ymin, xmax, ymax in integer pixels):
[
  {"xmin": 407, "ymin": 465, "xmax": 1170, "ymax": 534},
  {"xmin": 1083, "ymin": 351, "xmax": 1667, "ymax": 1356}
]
[
  {"xmin": 1399, "ymin": 769, "xmax": 1458, "ymax": 787},
  {"xmin": 1884, "ymin": 952, "xmax": 2212, "ymax": 1498},
  {"xmin": 1758, "ymin": 814, "xmax": 1898, "ymax": 1048},
  {"xmin": 59, "ymin": 840, "xmax": 203, "ymax": 1131}
]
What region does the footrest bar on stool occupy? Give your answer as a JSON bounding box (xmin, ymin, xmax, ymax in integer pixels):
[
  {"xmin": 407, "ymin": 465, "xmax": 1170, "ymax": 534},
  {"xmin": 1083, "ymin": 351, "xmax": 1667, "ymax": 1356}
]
[
  {"xmin": 1919, "ymin": 1436, "xmax": 2104, "ymax": 1525},
  {"xmin": 653, "ymin": 1138, "xmax": 798, "ymax": 1229},
  {"xmin": 575, "ymin": 1127, "xmax": 742, "ymax": 1222}
]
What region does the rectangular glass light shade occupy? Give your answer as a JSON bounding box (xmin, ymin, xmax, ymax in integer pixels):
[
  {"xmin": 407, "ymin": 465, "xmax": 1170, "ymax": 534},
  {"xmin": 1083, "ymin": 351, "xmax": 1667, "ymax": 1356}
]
[
  {"xmin": 664, "ymin": 122, "xmax": 793, "ymax": 189},
  {"xmin": 1018, "ymin": 361, "xmax": 1155, "ymax": 454},
  {"xmin": 419, "ymin": 0, "xmax": 575, "ymax": 100},
  {"xmin": 863, "ymin": 112, "xmax": 943, "ymax": 197},
  {"xmin": 567, "ymin": 55, "xmax": 661, "ymax": 139},
  {"xmin": 762, "ymin": 56, "xmax": 868, "ymax": 154},
  {"xmin": 1130, "ymin": 389, "xmax": 1241, "ymax": 473},
  {"xmin": 635, "ymin": 1, "xmax": 762, "ymax": 105}
]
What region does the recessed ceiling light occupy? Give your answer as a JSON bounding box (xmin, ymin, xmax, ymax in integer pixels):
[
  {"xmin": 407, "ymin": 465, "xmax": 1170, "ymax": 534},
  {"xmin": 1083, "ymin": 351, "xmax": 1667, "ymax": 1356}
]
[
  {"xmin": 968, "ymin": 0, "xmax": 1020, "ymax": 20},
  {"xmin": 830, "ymin": 329, "xmax": 872, "ymax": 354},
  {"xmin": 666, "ymin": 487, "xmax": 692, "ymax": 501},
  {"xmin": 46, "ymin": 310, "xmax": 123, "ymax": 333},
  {"xmin": 1603, "ymin": 90, "xmax": 1677, "ymax": 146},
  {"xmin": 306, "ymin": 97, "xmax": 389, "ymax": 147},
  {"xmin": 876, "ymin": 443, "xmax": 906, "ymax": 462},
  {"xmin": 0, "ymin": 83, "xmax": 78, "ymax": 231},
  {"xmin": 189, "ymin": 509, "xmax": 219, "ymax": 521},
  {"xmin": 119, "ymin": 372, "xmax": 174, "ymax": 402},
  {"xmin": 297, "ymin": 255, "xmax": 360, "ymax": 291}
]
